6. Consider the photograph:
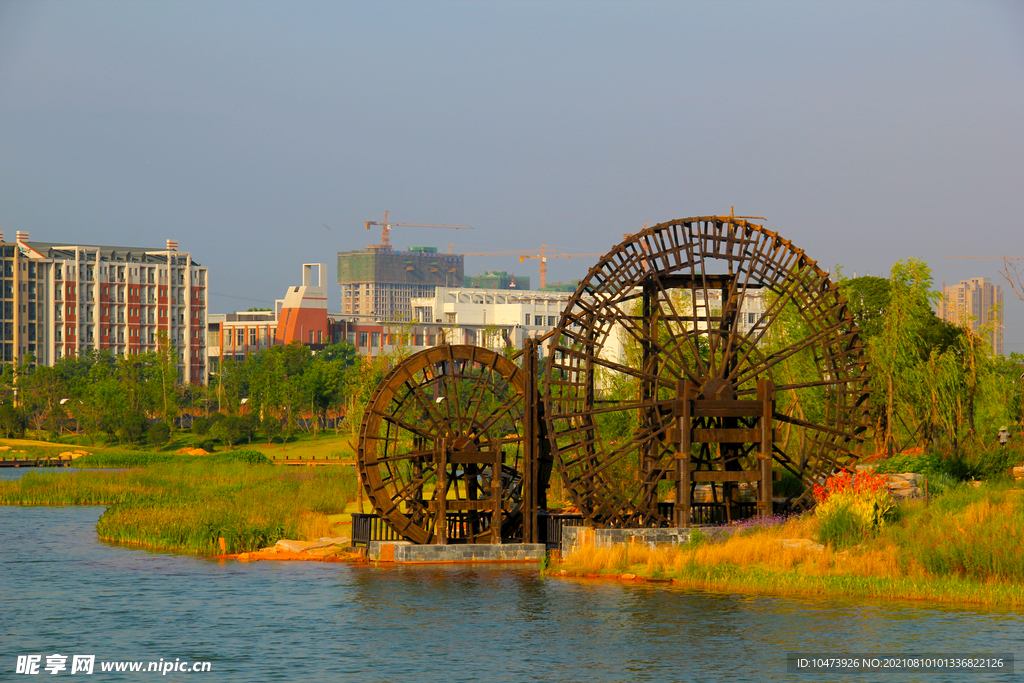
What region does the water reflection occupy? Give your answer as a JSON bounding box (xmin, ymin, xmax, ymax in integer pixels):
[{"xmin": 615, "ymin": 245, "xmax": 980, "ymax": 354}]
[{"xmin": 1, "ymin": 505, "xmax": 1020, "ymax": 682}]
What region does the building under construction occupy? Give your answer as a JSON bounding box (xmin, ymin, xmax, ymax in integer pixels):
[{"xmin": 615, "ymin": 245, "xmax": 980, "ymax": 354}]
[
  {"xmin": 338, "ymin": 246, "xmax": 464, "ymax": 321},
  {"xmin": 464, "ymin": 270, "xmax": 530, "ymax": 290}
]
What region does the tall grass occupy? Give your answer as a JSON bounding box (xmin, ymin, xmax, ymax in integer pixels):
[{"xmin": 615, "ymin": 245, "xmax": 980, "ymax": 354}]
[
  {"xmin": 0, "ymin": 460, "xmax": 357, "ymax": 554},
  {"xmin": 557, "ymin": 482, "xmax": 1024, "ymax": 605},
  {"xmin": 73, "ymin": 452, "xmax": 179, "ymax": 468},
  {"xmin": 884, "ymin": 484, "xmax": 1024, "ymax": 582}
]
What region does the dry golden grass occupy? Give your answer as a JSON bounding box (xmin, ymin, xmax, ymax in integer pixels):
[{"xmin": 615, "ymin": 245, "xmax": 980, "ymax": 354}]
[
  {"xmin": 554, "ymin": 485, "xmax": 1024, "ymax": 606},
  {"xmin": 295, "ymin": 512, "xmax": 335, "ymax": 540},
  {"xmin": 557, "ymin": 534, "xmax": 1024, "ymax": 605},
  {"xmin": 562, "ymin": 518, "xmax": 925, "ymax": 581}
]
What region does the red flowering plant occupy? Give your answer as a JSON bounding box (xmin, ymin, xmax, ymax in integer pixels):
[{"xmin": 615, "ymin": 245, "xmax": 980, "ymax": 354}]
[{"xmin": 813, "ymin": 469, "xmax": 896, "ymax": 533}]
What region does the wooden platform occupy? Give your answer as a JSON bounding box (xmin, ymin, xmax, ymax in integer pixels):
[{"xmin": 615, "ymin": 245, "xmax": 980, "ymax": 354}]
[
  {"xmin": 273, "ymin": 459, "xmax": 351, "ymax": 467},
  {"xmin": 0, "ymin": 458, "xmax": 73, "ymax": 468}
]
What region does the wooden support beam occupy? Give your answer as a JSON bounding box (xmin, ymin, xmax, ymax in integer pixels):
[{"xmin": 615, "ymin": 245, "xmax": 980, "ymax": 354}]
[
  {"xmin": 491, "ymin": 442, "xmax": 502, "ymax": 544},
  {"xmin": 434, "ymin": 438, "xmax": 447, "ymax": 545},
  {"xmin": 428, "ymin": 499, "xmax": 509, "ymax": 511},
  {"xmin": 691, "ymin": 470, "xmax": 763, "ymax": 482},
  {"xmin": 759, "ymin": 455, "xmax": 772, "ymax": 517},
  {"xmin": 522, "ymin": 338, "xmax": 538, "ymax": 544},
  {"xmin": 675, "ymin": 379, "xmax": 693, "ymax": 528},
  {"xmin": 758, "ymin": 379, "xmax": 774, "ymax": 460},
  {"xmin": 690, "ymin": 428, "xmax": 779, "ymax": 443},
  {"xmin": 758, "ymin": 379, "xmax": 774, "ymax": 518},
  {"xmin": 448, "ymin": 451, "xmax": 501, "ymax": 465}
]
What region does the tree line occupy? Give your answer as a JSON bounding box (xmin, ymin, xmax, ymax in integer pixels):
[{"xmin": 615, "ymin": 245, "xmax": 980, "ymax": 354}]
[
  {"xmin": 0, "ymin": 335, "xmax": 398, "ymax": 447},
  {"xmin": 1, "ymin": 259, "xmax": 1020, "ymax": 458},
  {"xmin": 839, "ymin": 259, "xmax": 1022, "ymax": 454}
]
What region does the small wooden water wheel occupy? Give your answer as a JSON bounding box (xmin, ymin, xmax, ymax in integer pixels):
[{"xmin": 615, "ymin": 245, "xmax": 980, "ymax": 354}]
[
  {"xmin": 543, "ymin": 216, "xmax": 872, "ymax": 527},
  {"xmin": 357, "ymin": 345, "xmax": 531, "ymax": 544}
]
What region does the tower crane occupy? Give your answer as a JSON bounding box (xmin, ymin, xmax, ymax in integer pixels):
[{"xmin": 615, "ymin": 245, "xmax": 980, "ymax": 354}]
[
  {"xmin": 946, "ymin": 256, "xmax": 1024, "ymax": 260},
  {"xmin": 365, "ymin": 210, "xmax": 473, "ymax": 250},
  {"xmin": 455, "ymin": 246, "xmax": 602, "ymax": 289},
  {"xmin": 519, "ymin": 245, "xmax": 603, "ymax": 289}
]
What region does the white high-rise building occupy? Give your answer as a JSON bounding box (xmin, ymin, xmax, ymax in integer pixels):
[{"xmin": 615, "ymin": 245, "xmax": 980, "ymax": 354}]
[{"xmin": 939, "ymin": 277, "xmax": 1004, "ymax": 356}]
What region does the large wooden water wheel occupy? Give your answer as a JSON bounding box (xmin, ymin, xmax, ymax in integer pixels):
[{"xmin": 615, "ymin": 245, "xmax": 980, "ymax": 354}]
[
  {"xmin": 544, "ymin": 216, "xmax": 871, "ymax": 527},
  {"xmin": 357, "ymin": 345, "xmax": 530, "ymax": 544}
]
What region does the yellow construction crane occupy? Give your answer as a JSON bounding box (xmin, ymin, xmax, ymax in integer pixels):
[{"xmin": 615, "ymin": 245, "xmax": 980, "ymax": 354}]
[
  {"xmin": 365, "ymin": 210, "xmax": 473, "ymax": 250},
  {"xmin": 455, "ymin": 246, "xmax": 601, "ymax": 289},
  {"xmin": 947, "ymin": 256, "xmax": 1024, "ymax": 260},
  {"xmin": 461, "ymin": 250, "xmax": 534, "ymax": 257},
  {"xmin": 519, "ymin": 245, "xmax": 603, "ymax": 290}
]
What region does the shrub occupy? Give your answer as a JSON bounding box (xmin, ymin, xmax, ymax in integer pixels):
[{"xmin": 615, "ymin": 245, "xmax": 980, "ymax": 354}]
[
  {"xmin": 873, "ymin": 450, "xmax": 945, "ymax": 477},
  {"xmin": 971, "ymin": 444, "xmax": 1024, "ymax": 480},
  {"xmin": 0, "ymin": 404, "xmax": 27, "ymax": 438},
  {"xmin": 117, "ymin": 412, "xmax": 149, "ymax": 445},
  {"xmin": 191, "ymin": 417, "xmax": 210, "ymax": 436},
  {"xmin": 210, "ymin": 449, "xmax": 271, "ymax": 465},
  {"xmin": 148, "ymin": 422, "xmax": 171, "ymax": 446},
  {"xmin": 239, "ymin": 414, "xmax": 260, "ymax": 443},
  {"xmin": 874, "ymin": 445, "xmax": 1024, "ymax": 482},
  {"xmin": 211, "ymin": 415, "xmax": 242, "ymax": 447},
  {"xmin": 196, "ymin": 439, "xmax": 217, "ymax": 453}
]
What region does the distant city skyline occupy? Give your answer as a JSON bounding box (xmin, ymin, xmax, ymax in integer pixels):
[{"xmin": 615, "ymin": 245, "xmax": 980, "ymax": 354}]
[{"xmin": 1, "ymin": 1, "xmax": 1021, "ymax": 352}]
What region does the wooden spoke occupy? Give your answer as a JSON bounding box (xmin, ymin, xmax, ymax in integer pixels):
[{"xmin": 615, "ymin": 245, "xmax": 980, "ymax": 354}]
[
  {"xmin": 544, "ymin": 217, "xmax": 872, "ymax": 524},
  {"xmin": 358, "ymin": 345, "xmax": 528, "ymax": 544}
]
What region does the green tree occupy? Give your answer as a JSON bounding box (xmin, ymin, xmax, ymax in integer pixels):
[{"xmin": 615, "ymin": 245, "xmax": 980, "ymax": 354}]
[
  {"xmin": 191, "ymin": 416, "xmax": 210, "ymax": 436},
  {"xmin": 148, "ymin": 421, "xmax": 171, "ymax": 446},
  {"xmin": 211, "ymin": 415, "xmax": 243, "ymax": 448},
  {"xmin": 0, "ymin": 404, "xmax": 27, "ymax": 438},
  {"xmin": 116, "ymin": 411, "xmax": 149, "ymax": 445},
  {"xmin": 262, "ymin": 416, "xmax": 282, "ymax": 444}
]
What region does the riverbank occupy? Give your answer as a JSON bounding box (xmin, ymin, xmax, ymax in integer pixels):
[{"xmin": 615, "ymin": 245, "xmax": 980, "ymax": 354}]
[
  {"xmin": 553, "ymin": 481, "xmax": 1024, "ymax": 607},
  {"xmin": 551, "ymin": 548, "xmax": 1024, "ymax": 607},
  {"xmin": 0, "ymin": 456, "xmax": 357, "ymax": 554}
]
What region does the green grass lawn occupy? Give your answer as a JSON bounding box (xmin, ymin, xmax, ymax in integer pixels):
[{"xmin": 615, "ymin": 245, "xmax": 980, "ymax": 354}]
[
  {"xmin": 0, "ymin": 438, "xmax": 95, "ymax": 459},
  {"xmin": 241, "ymin": 437, "xmax": 355, "ymax": 462},
  {"xmin": 18, "ymin": 428, "xmax": 358, "ymax": 462}
]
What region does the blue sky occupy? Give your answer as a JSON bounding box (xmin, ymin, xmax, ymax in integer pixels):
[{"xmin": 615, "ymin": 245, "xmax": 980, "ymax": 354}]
[{"xmin": 1, "ymin": 1, "xmax": 1022, "ymax": 351}]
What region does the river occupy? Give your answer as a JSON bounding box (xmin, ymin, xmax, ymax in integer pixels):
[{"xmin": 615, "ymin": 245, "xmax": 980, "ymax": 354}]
[{"xmin": 1, "ymin": 468, "xmax": 1021, "ymax": 682}]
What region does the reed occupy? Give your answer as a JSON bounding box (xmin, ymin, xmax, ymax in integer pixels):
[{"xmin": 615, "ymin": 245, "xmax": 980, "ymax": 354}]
[
  {"xmin": 0, "ymin": 460, "xmax": 357, "ymax": 554},
  {"xmin": 73, "ymin": 452, "xmax": 179, "ymax": 468},
  {"xmin": 884, "ymin": 485, "xmax": 1024, "ymax": 582},
  {"xmin": 557, "ymin": 482, "xmax": 1024, "ymax": 605}
]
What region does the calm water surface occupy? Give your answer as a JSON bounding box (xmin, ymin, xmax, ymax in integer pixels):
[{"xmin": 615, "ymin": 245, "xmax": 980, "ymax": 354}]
[{"xmin": 2, "ymin": 468, "xmax": 1022, "ymax": 682}]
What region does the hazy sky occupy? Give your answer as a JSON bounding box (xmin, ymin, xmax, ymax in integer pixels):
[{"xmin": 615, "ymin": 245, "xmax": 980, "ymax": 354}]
[{"xmin": 2, "ymin": 1, "xmax": 1022, "ymax": 351}]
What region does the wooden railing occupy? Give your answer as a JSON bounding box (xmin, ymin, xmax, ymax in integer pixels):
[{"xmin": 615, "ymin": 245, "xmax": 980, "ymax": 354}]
[
  {"xmin": 537, "ymin": 512, "xmax": 586, "ymax": 550},
  {"xmin": 350, "ymin": 513, "xmax": 403, "ymax": 547}
]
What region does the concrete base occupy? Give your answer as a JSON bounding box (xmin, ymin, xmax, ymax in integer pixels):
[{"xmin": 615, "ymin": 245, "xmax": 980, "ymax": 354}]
[
  {"xmin": 368, "ymin": 541, "xmax": 546, "ymax": 564},
  {"xmin": 561, "ymin": 526, "xmax": 692, "ymax": 557}
]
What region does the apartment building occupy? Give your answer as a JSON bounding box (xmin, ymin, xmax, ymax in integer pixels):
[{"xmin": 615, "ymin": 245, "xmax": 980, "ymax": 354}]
[
  {"xmin": 939, "ymin": 277, "xmax": 1004, "ymax": 355},
  {"xmin": 4, "ymin": 232, "xmax": 208, "ymax": 384}
]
